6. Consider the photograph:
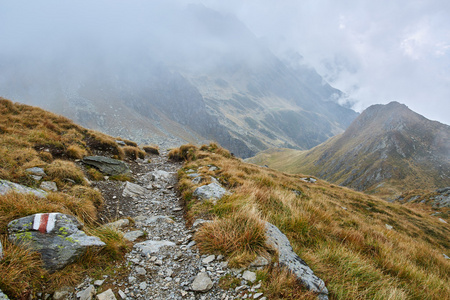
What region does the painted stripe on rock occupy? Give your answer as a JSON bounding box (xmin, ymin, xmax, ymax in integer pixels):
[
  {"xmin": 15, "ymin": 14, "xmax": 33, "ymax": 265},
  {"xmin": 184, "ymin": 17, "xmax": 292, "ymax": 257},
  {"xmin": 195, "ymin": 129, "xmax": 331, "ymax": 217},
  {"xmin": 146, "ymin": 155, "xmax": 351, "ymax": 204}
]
[{"xmin": 32, "ymin": 213, "xmax": 58, "ymax": 233}]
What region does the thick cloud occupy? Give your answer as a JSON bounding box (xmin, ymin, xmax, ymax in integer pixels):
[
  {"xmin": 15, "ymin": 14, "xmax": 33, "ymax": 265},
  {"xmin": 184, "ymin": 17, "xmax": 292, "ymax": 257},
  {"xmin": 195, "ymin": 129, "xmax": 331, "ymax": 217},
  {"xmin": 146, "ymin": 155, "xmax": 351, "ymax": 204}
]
[
  {"xmin": 1, "ymin": 0, "xmax": 449, "ymax": 124},
  {"xmin": 201, "ymin": 0, "xmax": 450, "ymax": 124}
]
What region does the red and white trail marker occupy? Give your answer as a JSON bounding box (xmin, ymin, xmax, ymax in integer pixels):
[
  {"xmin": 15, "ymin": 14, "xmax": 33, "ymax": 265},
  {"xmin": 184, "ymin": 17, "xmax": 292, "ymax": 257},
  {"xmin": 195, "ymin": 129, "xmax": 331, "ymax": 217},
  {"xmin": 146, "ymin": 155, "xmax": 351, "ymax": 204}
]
[{"xmin": 32, "ymin": 213, "xmax": 58, "ymax": 233}]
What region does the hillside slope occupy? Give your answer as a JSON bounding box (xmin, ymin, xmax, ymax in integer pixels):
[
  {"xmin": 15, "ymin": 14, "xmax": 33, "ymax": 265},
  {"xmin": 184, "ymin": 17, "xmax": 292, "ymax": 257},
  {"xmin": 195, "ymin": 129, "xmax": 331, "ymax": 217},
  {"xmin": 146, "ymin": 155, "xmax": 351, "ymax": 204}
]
[
  {"xmin": 172, "ymin": 144, "xmax": 449, "ymax": 299},
  {"xmin": 248, "ymin": 102, "xmax": 450, "ymax": 197}
]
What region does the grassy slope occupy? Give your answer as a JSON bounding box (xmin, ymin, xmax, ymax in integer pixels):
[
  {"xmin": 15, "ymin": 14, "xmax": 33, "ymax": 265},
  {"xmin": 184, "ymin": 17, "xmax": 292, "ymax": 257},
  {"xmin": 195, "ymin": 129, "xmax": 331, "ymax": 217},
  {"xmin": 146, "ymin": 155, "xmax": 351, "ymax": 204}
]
[
  {"xmin": 0, "ymin": 98, "xmax": 144, "ymax": 298},
  {"xmin": 173, "ymin": 144, "xmax": 450, "ymax": 300},
  {"xmin": 247, "ymin": 104, "xmax": 450, "ymax": 198}
]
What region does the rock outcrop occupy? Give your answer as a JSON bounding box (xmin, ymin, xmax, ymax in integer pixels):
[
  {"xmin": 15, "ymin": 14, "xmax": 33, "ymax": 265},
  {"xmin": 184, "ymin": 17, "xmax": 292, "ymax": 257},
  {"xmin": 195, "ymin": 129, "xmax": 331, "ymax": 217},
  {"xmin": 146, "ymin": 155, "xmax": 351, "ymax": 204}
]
[
  {"xmin": 0, "ymin": 179, "xmax": 47, "ymax": 198},
  {"xmin": 82, "ymin": 156, "xmax": 130, "ymax": 176},
  {"xmin": 265, "ymin": 222, "xmax": 328, "ymax": 299},
  {"xmin": 193, "ymin": 182, "xmax": 228, "ymax": 204},
  {"xmin": 8, "ymin": 213, "xmax": 105, "ymax": 272}
]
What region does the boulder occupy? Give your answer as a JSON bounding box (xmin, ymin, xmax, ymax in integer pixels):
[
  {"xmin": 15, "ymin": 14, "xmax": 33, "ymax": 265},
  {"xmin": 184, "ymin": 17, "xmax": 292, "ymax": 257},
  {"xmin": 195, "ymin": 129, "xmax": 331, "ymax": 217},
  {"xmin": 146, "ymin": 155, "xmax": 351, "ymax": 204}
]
[
  {"xmin": 193, "ymin": 182, "xmax": 228, "ymax": 204},
  {"xmin": 122, "ymin": 181, "xmax": 147, "ymax": 198},
  {"xmin": 40, "ymin": 181, "xmax": 58, "ymax": 192},
  {"xmin": 265, "ymin": 222, "xmax": 328, "ymax": 299},
  {"xmin": 148, "ymin": 170, "xmax": 175, "ymax": 183},
  {"xmin": 134, "ymin": 240, "xmax": 176, "ymax": 255},
  {"xmin": 77, "ymin": 285, "xmax": 95, "ymax": 300},
  {"xmin": 123, "ymin": 230, "xmax": 145, "ymax": 242},
  {"xmin": 8, "ymin": 213, "xmax": 105, "ymax": 272},
  {"xmin": 96, "ymin": 289, "xmax": 117, "ymax": 300},
  {"xmin": 0, "ymin": 289, "xmax": 8, "ymax": 300},
  {"xmin": 0, "ymin": 179, "xmax": 47, "ymax": 198},
  {"xmin": 82, "ymin": 156, "xmax": 130, "ymax": 176},
  {"xmin": 25, "ymin": 167, "xmax": 46, "ymax": 176},
  {"xmin": 191, "ymin": 272, "xmax": 213, "ymax": 292},
  {"xmin": 242, "ymin": 270, "xmax": 257, "ymax": 283}
]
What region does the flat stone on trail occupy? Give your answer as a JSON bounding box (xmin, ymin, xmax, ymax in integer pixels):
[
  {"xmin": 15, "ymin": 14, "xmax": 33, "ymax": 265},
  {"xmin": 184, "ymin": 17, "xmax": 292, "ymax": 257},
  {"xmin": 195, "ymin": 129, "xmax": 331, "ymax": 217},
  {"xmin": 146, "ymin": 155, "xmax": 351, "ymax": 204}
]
[
  {"xmin": 134, "ymin": 240, "xmax": 176, "ymax": 254},
  {"xmin": 202, "ymin": 254, "xmax": 215, "ymax": 264},
  {"xmin": 124, "ymin": 230, "xmax": 145, "ymax": 241},
  {"xmin": 8, "ymin": 213, "xmax": 105, "ymax": 272},
  {"xmin": 104, "ymin": 219, "xmax": 129, "ymax": 229},
  {"xmin": 82, "ymin": 156, "xmax": 130, "ymax": 176},
  {"xmin": 0, "ymin": 179, "xmax": 48, "ymax": 198},
  {"xmin": 96, "ymin": 289, "xmax": 117, "ymax": 300},
  {"xmin": 191, "ymin": 272, "xmax": 213, "ymax": 292},
  {"xmin": 122, "ymin": 181, "xmax": 147, "ymax": 197}
]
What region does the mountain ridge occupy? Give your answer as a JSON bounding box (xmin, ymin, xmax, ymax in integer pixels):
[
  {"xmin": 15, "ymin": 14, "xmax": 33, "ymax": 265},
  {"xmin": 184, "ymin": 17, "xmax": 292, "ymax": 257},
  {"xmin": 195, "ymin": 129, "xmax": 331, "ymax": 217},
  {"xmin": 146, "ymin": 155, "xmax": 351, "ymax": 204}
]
[{"xmin": 247, "ymin": 101, "xmax": 450, "ymax": 197}]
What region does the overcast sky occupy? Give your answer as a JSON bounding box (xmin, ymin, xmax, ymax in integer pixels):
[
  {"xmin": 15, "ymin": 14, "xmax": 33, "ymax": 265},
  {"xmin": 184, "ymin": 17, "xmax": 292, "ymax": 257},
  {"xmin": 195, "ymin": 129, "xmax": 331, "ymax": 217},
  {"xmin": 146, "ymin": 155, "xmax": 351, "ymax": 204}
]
[
  {"xmin": 199, "ymin": 0, "xmax": 450, "ymax": 125},
  {"xmin": 1, "ymin": 0, "xmax": 449, "ymax": 125}
]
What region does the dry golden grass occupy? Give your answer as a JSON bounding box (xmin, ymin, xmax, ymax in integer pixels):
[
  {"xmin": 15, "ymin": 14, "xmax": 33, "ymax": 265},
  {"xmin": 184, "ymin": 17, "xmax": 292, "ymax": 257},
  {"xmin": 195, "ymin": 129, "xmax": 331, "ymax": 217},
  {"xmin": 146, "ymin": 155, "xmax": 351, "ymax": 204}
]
[
  {"xmin": 174, "ymin": 143, "xmax": 450, "ymax": 300},
  {"xmin": 66, "ymin": 144, "xmax": 87, "ymax": 159},
  {"xmin": 0, "ymin": 237, "xmax": 46, "ymax": 299},
  {"xmin": 168, "ymin": 144, "xmax": 198, "ymax": 161},
  {"xmin": 86, "ymin": 167, "xmax": 104, "ymax": 181},
  {"xmin": 45, "ymin": 159, "xmax": 87, "ymax": 186},
  {"xmin": 122, "ymin": 145, "xmax": 146, "ymax": 160},
  {"xmin": 195, "ymin": 209, "xmax": 267, "ymax": 267}
]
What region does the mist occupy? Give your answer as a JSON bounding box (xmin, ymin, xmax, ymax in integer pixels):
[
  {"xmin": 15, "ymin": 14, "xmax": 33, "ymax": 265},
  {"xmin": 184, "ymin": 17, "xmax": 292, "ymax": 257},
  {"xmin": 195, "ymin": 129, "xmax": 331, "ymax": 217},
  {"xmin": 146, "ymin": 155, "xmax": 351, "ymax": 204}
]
[{"xmin": 1, "ymin": 0, "xmax": 449, "ymax": 126}]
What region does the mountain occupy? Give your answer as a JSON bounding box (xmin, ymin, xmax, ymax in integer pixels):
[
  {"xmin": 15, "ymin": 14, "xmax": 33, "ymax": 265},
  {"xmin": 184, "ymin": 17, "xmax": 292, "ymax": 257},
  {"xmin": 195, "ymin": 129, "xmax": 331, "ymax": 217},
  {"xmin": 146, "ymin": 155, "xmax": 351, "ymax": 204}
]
[
  {"xmin": 0, "ymin": 4, "xmax": 357, "ymax": 158},
  {"xmin": 247, "ymin": 101, "xmax": 450, "ymax": 197}
]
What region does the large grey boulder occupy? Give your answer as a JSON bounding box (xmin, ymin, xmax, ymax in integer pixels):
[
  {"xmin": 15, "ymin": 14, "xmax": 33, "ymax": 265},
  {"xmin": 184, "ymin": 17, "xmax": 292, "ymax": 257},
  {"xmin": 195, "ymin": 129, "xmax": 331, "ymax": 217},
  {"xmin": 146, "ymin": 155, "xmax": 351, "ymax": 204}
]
[
  {"xmin": 8, "ymin": 213, "xmax": 105, "ymax": 272},
  {"xmin": 0, "ymin": 179, "xmax": 47, "ymax": 198},
  {"xmin": 0, "ymin": 289, "xmax": 9, "ymax": 300},
  {"xmin": 82, "ymin": 156, "xmax": 130, "ymax": 176},
  {"xmin": 265, "ymin": 222, "xmax": 328, "ymax": 299},
  {"xmin": 122, "ymin": 181, "xmax": 147, "ymax": 197},
  {"xmin": 193, "ymin": 182, "xmax": 228, "ymax": 204}
]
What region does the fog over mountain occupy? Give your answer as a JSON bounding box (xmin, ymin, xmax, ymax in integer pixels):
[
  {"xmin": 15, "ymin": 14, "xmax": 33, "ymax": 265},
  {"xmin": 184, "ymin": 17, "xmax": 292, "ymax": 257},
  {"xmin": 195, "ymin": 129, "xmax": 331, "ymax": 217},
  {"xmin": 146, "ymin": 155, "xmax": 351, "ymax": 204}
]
[{"xmin": 0, "ymin": 0, "xmax": 361, "ymax": 157}]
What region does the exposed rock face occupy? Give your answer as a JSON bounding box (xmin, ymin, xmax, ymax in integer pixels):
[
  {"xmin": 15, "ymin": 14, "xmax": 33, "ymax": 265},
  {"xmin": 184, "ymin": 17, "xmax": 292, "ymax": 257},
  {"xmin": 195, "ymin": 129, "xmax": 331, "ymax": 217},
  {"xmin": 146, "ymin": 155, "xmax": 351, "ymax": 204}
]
[
  {"xmin": 265, "ymin": 222, "xmax": 328, "ymax": 299},
  {"xmin": 193, "ymin": 182, "xmax": 228, "ymax": 203},
  {"xmin": 96, "ymin": 289, "xmax": 117, "ymax": 300},
  {"xmin": 82, "ymin": 156, "xmax": 130, "ymax": 176},
  {"xmin": 394, "ymin": 187, "xmax": 450, "ymax": 208},
  {"xmin": 0, "ymin": 179, "xmax": 48, "ymax": 198},
  {"xmin": 8, "ymin": 213, "xmax": 105, "ymax": 272},
  {"xmin": 433, "ymin": 187, "xmax": 450, "ymax": 208}
]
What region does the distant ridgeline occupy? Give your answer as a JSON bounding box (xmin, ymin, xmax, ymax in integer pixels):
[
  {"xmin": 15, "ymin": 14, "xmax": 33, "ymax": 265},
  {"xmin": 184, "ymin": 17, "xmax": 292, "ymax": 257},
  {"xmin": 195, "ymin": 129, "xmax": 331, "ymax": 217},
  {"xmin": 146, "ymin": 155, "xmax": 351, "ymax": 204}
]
[{"xmin": 247, "ymin": 102, "xmax": 450, "ymax": 198}]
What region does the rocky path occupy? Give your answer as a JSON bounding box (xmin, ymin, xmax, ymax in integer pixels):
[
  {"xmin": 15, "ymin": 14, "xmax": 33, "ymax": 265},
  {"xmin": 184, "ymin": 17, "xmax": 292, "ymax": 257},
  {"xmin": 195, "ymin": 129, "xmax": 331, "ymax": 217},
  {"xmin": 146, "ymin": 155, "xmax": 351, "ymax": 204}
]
[{"xmin": 73, "ymin": 152, "xmax": 251, "ymax": 300}]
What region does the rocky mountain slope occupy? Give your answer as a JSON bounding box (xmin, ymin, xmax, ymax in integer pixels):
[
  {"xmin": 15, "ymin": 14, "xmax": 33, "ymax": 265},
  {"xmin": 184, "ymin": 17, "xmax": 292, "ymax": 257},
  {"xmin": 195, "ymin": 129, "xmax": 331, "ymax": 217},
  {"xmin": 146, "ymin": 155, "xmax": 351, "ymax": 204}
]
[
  {"xmin": 0, "ymin": 100, "xmax": 449, "ymax": 299},
  {"xmin": 247, "ymin": 102, "xmax": 450, "ymax": 197},
  {"xmin": 0, "ymin": 4, "xmax": 357, "ymax": 158}
]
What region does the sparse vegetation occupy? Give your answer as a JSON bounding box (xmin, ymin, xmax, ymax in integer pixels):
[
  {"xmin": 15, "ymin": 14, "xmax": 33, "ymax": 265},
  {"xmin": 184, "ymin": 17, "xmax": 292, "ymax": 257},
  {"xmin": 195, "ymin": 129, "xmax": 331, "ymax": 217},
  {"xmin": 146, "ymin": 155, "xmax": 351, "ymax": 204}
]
[
  {"xmin": 0, "ymin": 99, "xmax": 137, "ymax": 297},
  {"xmin": 174, "ymin": 143, "xmax": 450, "ymax": 299},
  {"xmin": 122, "ymin": 145, "xmax": 146, "ymax": 160}
]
